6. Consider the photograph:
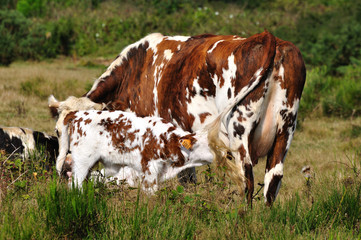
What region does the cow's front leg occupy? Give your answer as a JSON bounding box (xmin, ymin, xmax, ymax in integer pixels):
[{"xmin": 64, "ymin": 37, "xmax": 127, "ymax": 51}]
[
  {"xmin": 70, "ymin": 151, "xmax": 98, "ymax": 189},
  {"xmin": 142, "ymin": 174, "xmax": 158, "ymax": 194}
]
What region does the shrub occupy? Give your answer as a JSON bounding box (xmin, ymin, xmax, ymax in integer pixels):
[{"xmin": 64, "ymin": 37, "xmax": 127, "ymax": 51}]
[
  {"xmin": 46, "ymin": 18, "xmax": 75, "ymax": 56},
  {"xmin": 299, "ymin": 60, "xmax": 361, "ymax": 118},
  {"xmin": 16, "ymin": 0, "xmax": 45, "ymax": 17},
  {"xmin": 322, "ymin": 80, "xmax": 361, "ymax": 117},
  {"xmin": 0, "ymin": 0, "xmax": 16, "ymax": 9},
  {"xmin": 277, "ymin": 1, "xmax": 361, "ymax": 73},
  {"xmin": 0, "ymin": 25, "xmax": 16, "ymax": 65},
  {"xmin": 0, "ymin": 10, "xmax": 30, "ymax": 65},
  {"xmin": 298, "ymin": 66, "xmax": 330, "ymax": 118}
]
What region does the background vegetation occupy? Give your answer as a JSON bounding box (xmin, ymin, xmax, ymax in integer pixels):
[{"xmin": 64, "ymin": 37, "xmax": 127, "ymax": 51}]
[
  {"xmin": 0, "ymin": 0, "xmax": 360, "ymax": 239},
  {"xmin": 1, "ymin": 0, "xmax": 360, "ymax": 118}
]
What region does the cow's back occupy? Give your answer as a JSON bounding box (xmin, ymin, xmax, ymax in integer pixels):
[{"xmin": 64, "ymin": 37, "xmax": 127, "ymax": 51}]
[{"xmin": 87, "ymin": 31, "xmax": 277, "ymax": 132}]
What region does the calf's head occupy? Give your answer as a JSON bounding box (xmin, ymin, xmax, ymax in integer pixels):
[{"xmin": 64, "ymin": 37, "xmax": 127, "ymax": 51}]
[{"xmin": 180, "ymin": 134, "xmax": 215, "ymax": 166}]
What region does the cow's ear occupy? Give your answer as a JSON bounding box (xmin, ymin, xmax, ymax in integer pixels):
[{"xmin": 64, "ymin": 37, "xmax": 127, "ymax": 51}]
[
  {"xmin": 48, "ymin": 95, "xmax": 60, "ymax": 118},
  {"xmin": 107, "ymin": 100, "xmax": 128, "ymax": 110}
]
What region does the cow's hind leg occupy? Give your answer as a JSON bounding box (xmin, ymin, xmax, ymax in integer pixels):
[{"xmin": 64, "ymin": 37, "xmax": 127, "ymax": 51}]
[
  {"xmin": 264, "ymin": 111, "xmax": 298, "ymax": 206},
  {"xmin": 228, "ymin": 122, "xmax": 258, "ymax": 206},
  {"xmin": 264, "ymin": 39, "xmax": 306, "ymax": 205},
  {"xmin": 228, "ymin": 96, "xmax": 269, "ymax": 206}
]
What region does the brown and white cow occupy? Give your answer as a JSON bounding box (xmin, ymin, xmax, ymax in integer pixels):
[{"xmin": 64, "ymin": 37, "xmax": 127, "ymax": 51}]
[
  {"xmin": 55, "ymin": 96, "xmax": 245, "ymax": 192},
  {"xmin": 60, "ymin": 31, "xmax": 305, "ymax": 205}
]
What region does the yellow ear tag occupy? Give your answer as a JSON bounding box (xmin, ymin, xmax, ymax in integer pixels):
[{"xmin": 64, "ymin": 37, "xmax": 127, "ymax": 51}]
[{"xmin": 181, "ymin": 139, "xmax": 192, "ymax": 150}]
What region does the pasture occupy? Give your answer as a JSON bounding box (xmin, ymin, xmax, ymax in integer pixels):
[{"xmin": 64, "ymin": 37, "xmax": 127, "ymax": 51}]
[{"xmin": 0, "ymin": 59, "xmax": 360, "ymax": 239}]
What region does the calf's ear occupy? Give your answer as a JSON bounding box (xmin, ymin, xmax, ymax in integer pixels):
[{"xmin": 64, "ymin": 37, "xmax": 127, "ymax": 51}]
[
  {"xmin": 179, "ymin": 134, "xmax": 197, "ymax": 150},
  {"xmin": 48, "ymin": 95, "xmax": 60, "ymax": 118}
]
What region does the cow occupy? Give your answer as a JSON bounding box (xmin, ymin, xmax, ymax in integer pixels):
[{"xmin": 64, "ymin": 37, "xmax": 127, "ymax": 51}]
[
  {"xmin": 53, "ymin": 31, "xmax": 306, "ymax": 205},
  {"xmin": 0, "ymin": 126, "xmax": 59, "ymax": 164},
  {"xmin": 55, "ymin": 94, "xmax": 246, "ymax": 192}
]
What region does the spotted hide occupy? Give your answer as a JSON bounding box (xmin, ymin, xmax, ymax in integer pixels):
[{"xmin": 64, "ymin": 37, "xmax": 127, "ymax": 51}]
[
  {"xmin": 0, "ymin": 126, "xmax": 58, "ymax": 164},
  {"xmin": 56, "ymin": 109, "xmax": 242, "ymax": 192},
  {"xmin": 83, "ymin": 31, "xmax": 306, "ymax": 205}
]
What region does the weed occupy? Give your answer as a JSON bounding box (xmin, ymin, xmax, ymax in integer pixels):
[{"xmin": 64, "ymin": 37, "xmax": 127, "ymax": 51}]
[
  {"xmin": 0, "ymin": 148, "xmax": 53, "ymax": 205},
  {"xmin": 37, "ymin": 179, "xmax": 109, "ymax": 238}
]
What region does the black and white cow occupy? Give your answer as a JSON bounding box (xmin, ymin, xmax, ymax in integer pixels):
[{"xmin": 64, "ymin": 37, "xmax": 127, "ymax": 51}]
[{"xmin": 0, "ymin": 126, "xmax": 58, "ymax": 164}]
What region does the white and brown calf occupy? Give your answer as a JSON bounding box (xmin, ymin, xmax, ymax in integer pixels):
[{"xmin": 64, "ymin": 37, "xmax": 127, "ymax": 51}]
[{"xmin": 56, "ymin": 110, "xmax": 240, "ymax": 192}]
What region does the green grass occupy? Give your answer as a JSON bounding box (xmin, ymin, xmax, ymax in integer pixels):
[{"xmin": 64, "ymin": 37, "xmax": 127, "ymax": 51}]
[
  {"xmin": 0, "ymin": 160, "xmax": 360, "ymax": 239},
  {"xmin": 0, "ymin": 128, "xmax": 361, "ymax": 239}
]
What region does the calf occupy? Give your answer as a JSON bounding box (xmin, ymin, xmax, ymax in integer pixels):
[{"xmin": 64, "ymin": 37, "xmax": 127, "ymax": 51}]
[
  {"xmin": 0, "ymin": 126, "xmax": 58, "ymax": 164},
  {"xmin": 56, "ymin": 110, "xmax": 233, "ymax": 192},
  {"xmin": 55, "ymin": 88, "xmax": 249, "ymax": 192}
]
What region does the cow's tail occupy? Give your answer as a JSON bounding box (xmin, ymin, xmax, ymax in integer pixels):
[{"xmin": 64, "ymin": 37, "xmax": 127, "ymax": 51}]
[
  {"xmin": 207, "ymin": 45, "xmax": 275, "ymax": 194},
  {"xmin": 56, "ymin": 123, "xmax": 70, "ymax": 175},
  {"xmin": 207, "ymin": 121, "xmax": 245, "ymax": 194}
]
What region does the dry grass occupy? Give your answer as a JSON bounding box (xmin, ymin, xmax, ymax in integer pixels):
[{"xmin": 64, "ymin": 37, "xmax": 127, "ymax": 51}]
[{"xmin": 0, "ymin": 58, "xmax": 105, "ymax": 133}]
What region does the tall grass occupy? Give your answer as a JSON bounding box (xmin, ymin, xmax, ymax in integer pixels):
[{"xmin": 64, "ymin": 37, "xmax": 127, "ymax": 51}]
[
  {"xmin": 37, "ymin": 179, "xmax": 109, "ymax": 239},
  {"xmin": 1, "ymin": 161, "xmax": 360, "ymax": 239}
]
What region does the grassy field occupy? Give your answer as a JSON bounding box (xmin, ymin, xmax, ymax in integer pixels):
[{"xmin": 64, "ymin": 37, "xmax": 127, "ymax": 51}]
[{"xmin": 0, "ymin": 59, "xmax": 360, "ymax": 239}]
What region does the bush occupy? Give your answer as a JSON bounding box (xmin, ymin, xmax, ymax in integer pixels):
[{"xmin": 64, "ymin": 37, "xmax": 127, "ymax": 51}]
[
  {"xmin": 46, "ymin": 18, "xmax": 75, "ymax": 56},
  {"xmin": 276, "ymin": 1, "xmax": 361, "ymax": 73},
  {"xmin": 322, "ymin": 80, "xmax": 361, "ymax": 117},
  {"xmin": 16, "ymin": 0, "xmax": 45, "ymax": 17},
  {"xmin": 0, "ymin": 10, "xmax": 78, "ymax": 65},
  {"xmin": 0, "ymin": 10, "xmax": 30, "ymax": 65},
  {"xmin": 298, "ymin": 66, "xmax": 330, "ymax": 117},
  {"xmin": 299, "ymin": 58, "xmax": 361, "ymax": 118}
]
